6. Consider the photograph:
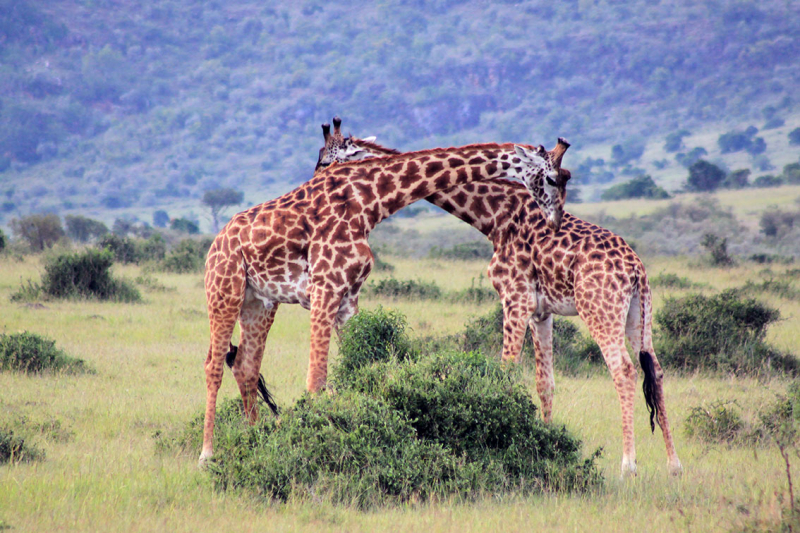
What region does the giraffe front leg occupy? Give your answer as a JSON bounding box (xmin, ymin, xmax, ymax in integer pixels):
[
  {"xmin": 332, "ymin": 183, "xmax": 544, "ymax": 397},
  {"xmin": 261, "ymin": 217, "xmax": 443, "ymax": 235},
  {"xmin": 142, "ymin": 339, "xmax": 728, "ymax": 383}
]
[
  {"xmin": 306, "ymin": 285, "xmax": 345, "ymax": 393},
  {"xmin": 500, "ymin": 287, "xmax": 534, "ymax": 363},
  {"xmin": 529, "ymin": 314, "xmax": 555, "ymax": 423}
]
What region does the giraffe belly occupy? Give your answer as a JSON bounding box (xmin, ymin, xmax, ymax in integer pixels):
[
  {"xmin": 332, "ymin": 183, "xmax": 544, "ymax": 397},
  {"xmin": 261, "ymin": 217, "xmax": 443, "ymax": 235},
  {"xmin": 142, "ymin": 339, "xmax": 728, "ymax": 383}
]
[
  {"xmin": 535, "ymin": 292, "xmax": 577, "ymax": 318},
  {"xmin": 247, "ymin": 266, "xmax": 311, "ymax": 309}
]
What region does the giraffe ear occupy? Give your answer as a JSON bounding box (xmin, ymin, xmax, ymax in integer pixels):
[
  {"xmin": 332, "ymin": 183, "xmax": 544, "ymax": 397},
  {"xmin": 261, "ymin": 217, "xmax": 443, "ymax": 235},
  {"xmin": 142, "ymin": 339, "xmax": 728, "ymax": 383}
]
[
  {"xmin": 514, "ymin": 144, "xmax": 546, "ymax": 166},
  {"xmin": 361, "ymin": 136, "xmax": 376, "ymax": 143}
]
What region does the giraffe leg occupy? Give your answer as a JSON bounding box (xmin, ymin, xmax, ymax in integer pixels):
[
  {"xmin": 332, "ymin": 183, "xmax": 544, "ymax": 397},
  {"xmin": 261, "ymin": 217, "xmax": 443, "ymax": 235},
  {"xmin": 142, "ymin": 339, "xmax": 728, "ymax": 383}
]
[
  {"xmin": 199, "ymin": 253, "xmax": 246, "ymax": 467},
  {"xmin": 626, "ymin": 293, "xmax": 683, "ymax": 476},
  {"xmin": 306, "ymin": 285, "xmax": 346, "ymax": 392},
  {"xmin": 529, "ymin": 314, "xmax": 555, "ymax": 422},
  {"xmin": 231, "ymin": 289, "xmax": 279, "ymax": 423},
  {"xmin": 500, "ymin": 285, "xmax": 534, "ymax": 363}
]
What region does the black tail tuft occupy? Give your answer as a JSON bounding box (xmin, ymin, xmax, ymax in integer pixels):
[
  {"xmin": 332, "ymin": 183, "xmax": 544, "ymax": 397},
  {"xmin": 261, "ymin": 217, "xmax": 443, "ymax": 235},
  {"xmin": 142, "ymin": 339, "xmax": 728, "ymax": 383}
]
[
  {"xmin": 639, "ymin": 350, "xmax": 661, "ymax": 433},
  {"xmin": 257, "ymin": 374, "xmax": 280, "ymax": 416},
  {"xmin": 225, "ymin": 343, "xmax": 238, "ymax": 368}
]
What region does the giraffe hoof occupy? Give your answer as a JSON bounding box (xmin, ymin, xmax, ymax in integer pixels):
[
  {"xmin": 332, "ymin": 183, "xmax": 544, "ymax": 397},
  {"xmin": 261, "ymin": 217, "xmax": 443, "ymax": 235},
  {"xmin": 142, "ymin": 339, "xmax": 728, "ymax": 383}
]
[
  {"xmin": 198, "ymin": 450, "xmax": 212, "ymax": 469},
  {"xmin": 668, "ymin": 460, "xmax": 683, "ymax": 477},
  {"xmin": 620, "ymin": 459, "xmax": 637, "ymax": 478}
]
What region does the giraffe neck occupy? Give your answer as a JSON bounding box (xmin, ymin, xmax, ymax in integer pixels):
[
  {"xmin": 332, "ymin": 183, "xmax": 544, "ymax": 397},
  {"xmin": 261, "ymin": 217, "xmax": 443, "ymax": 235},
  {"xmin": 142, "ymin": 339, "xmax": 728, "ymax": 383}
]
[
  {"xmin": 321, "ymin": 143, "xmax": 519, "ymax": 231},
  {"xmin": 425, "ymin": 178, "xmax": 534, "ymax": 238}
]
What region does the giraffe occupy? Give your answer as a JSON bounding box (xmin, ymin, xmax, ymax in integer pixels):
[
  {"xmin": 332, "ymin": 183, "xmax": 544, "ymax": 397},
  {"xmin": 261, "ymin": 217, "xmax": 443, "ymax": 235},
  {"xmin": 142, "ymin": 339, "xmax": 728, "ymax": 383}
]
[
  {"xmin": 317, "ymin": 119, "xmax": 682, "ymax": 476},
  {"xmin": 199, "ymin": 135, "xmax": 571, "ymax": 466}
]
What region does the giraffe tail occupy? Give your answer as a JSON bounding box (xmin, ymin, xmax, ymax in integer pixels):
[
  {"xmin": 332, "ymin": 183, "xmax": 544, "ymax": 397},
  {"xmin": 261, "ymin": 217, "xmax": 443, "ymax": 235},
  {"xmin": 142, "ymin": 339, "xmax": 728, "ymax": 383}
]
[
  {"xmin": 225, "ymin": 343, "xmax": 280, "ymax": 416},
  {"xmin": 639, "ymin": 350, "xmax": 661, "ymax": 433}
]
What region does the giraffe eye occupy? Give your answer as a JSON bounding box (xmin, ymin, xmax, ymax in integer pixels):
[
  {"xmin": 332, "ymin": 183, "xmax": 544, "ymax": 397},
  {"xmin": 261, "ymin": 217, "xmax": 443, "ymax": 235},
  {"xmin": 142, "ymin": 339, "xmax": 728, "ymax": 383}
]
[{"xmin": 546, "ymin": 177, "xmax": 557, "ymax": 187}]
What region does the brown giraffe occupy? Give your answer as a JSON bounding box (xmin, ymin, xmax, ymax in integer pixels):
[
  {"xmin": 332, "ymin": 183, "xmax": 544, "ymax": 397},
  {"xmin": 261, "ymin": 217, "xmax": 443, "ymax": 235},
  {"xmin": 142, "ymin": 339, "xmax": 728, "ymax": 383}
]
[
  {"xmin": 199, "ymin": 134, "xmax": 570, "ymax": 466},
  {"xmin": 317, "ymin": 120, "xmax": 682, "ymax": 476}
]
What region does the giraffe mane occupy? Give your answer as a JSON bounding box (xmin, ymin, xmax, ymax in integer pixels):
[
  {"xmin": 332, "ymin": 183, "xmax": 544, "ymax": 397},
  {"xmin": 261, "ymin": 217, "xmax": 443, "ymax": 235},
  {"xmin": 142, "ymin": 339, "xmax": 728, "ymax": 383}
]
[
  {"xmin": 351, "ymin": 137, "xmax": 401, "ymax": 156},
  {"xmin": 316, "ymin": 142, "xmax": 526, "ymax": 172}
]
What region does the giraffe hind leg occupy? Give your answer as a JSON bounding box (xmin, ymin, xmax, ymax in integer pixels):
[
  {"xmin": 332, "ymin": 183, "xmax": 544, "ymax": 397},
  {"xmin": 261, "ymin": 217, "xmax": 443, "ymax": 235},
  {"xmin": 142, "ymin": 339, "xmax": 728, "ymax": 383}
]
[{"xmin": 225, "ymin": 342, "xmax": 279, "ymax": 416}]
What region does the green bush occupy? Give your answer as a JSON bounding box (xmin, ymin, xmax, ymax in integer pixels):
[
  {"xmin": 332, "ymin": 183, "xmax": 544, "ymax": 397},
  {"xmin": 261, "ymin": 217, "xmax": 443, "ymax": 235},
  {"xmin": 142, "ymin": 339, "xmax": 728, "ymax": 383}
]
[
  {"xmin": 430, "ymin": 241, "xmax": 494, "ymax": 261},
  {"xmin": 157, "ymin": 238, "xmax": 209, "ymax": 273},
  {"xmin": 171, "ymin": 308, "xmax": 601, "ymax": 507},
  {"xmin": 98, "ymin": 233, "xmax": 140, "ymax": 264},
  {"xmin": 684, "ymin": 401, "xmax": 745, "ymax": 445},
  {"xmin": 367, "ymin": 277, "xmax": 442, "ymax": 300},
  {"xmin": 0, "ymin": 331, "xmax": 90, "ymax": 374},
  {"xmin": 449, "ymin": 277, "xmax": 497, "ymax": 304},
  {"xmin": 332, "ymin": 307, "xmax": 415, "ymax": 387},
  {"xmin": 600, "ymin": 175, "xmax": 670, "ymax": 201},
  {"xmin": 654, "ymin": 290, "xmax": 798, "ymax": 374},
  {"xmin": 701, "ymin": 233, "xmax": 734, "ymax": 266},
  {"xmin": 0, "ymin": 428, "xmax": 44, "ymax": 464},
  {"xmin": 0, "ymin": 228, "xmax": 6, "ymax": 252},
  {"xmin": 649, "ymin": 272, "xmax": 702, "ymax": 289},
  {"xmin": 41, "ymin": 248, "xmax": 141, "ymax": 302}
]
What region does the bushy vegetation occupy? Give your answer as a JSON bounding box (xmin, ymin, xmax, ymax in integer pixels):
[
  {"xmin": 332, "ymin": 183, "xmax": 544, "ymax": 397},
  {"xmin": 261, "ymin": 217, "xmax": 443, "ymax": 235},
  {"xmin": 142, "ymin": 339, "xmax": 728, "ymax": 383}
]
[
  {"xmin": 157, "ymin": 238, "xmax": 209, "ymax": 273},
  {"xmin": 684, "ymin": 401, "xmax": 745, "ymax": 445},
  {"xmin": 654, "ymin": 290, "xmax": 798, "ymax": 375},
  {"xmin": 15, "ymin": 248, "xmax": 141, "ymax": 302},
  {"xmin": 649, "ymin": 272, "xmax": 703, "ymax": 290},
  {"xmin": 685, "ymin": 160, "xmax": 727, "ymax": 192},
  {"xmin": 1, "ymin": 0, "xmax": 797, "ymax": 219},
  {"xmin": 367, "ymin": 277, "xmax": 442, "ymax": 300},
  {"xmin": 165, "ymin": 308, "xmax": 601, "ymax": 507},
  {"xmin": 600, "ymin": 175, "xmax": 670, "ymax": 201},
  {"xmin": 0, "ymin": 331, "xmax": 90, "ymax": 374},
  {"xmin": 0, "ymin": 428, "xmax": 44, "ymax": 464},
  {"xmin": 9, "ymin": 214, "xmax": 65, "ymax": 252},
  {"xmin": 430, "ymin": 241, "xmax": 494, "ymax": 261}
]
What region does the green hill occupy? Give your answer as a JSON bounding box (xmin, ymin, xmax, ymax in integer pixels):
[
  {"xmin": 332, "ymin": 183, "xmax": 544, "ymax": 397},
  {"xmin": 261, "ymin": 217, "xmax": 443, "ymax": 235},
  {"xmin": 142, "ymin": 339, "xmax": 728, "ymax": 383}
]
[{"xmin": 1, "ymin": 0, "xmax": 799, "ymax": 231}]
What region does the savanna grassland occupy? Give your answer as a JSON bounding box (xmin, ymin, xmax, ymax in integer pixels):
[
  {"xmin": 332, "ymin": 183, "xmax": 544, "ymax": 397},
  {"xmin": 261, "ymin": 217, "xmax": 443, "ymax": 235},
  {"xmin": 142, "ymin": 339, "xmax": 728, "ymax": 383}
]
[{"xmin": 1, "ymin": 224, "xmax": 799, "ymax": 532}]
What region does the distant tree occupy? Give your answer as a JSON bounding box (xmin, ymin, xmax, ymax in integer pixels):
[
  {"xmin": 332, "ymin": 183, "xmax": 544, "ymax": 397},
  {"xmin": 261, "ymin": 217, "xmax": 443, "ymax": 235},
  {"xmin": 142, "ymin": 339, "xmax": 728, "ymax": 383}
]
[
  {"xmin": 686, "ymin": 160, "xmax": 726, "ymax": 192},
  {"xmin": 611, "ymin": 143, "xmax": 645, "ymax": 166},
  {"xmin": 664, "ymin": 130, "xmax": 690, "ymax": 153},
  {"xmin": 0, "ymin": 228, "xmax": 6, "ymax": 252},
  {"xmin": 721, "ymin": 169, "xmax": 750, "ymax": 190},
  {"xmin": 153, "ymin": 210, "xmax": 170, "ymax": 228},
  {"xmin": 789, "ymin": 128, "xmax": 800, "ymax": 146},
  {"xmin": 746, "ymin": 136, "xmax": 766, "ymax": 155},
  {"xmin": 170, "ymin": 217, "xmax": 200, "ymax": 234},
  {"xmin": 65, "ymin": 215, "xmax": 108, "ymax": 243},
  {"xmin": 601, "ymin": 175, "xmax": 671, "ymax": 201},
  {"xmin": 202, "ymin": 188, "xmax": 244, "ymax": 232},
  {"xmin": 10, "ymin": 214, "xmax": 65, "ymax": 251},
  {"xmin": 752, "ymin": 175, "xmax": 784, "ymax": 188},
  {"xmin": 782, "ymin": 163, "xmax": 800, "ymax": 184},
  {"xmin": 675, "ymin": 147, "xmax": 708, "ymax": 168},
  {"xmin": 112, "ymin": 218, "xmax": 135, "ymax": 236}
]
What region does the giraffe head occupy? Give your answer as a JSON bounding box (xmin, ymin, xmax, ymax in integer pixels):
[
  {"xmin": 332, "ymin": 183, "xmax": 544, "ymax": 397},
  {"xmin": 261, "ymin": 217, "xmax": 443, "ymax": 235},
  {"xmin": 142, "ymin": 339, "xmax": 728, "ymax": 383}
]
[
  {"xmin": 314, "ymin": 116, "xmax": 380, "ymax": 171},
  {"xmin": 511, "ymin": 138, "xmax": 571, "ymax": 232}
]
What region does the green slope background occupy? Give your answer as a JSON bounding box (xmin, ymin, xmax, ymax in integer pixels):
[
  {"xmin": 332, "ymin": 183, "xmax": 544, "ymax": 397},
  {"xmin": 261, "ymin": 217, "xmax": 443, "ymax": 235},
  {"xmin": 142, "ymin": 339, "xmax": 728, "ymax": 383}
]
[{"xmin": 1, "ymin": 0, "xmax": 799, "ymax": 232}]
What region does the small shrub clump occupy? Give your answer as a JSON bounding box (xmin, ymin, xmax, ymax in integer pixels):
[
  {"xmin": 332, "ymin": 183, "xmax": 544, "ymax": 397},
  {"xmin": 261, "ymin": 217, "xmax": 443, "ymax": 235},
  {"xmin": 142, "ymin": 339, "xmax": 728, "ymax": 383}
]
[
  {"xmin": 0, "ymin": 331, "xmax": 91, "ymax": 374},
  {"xmin": 684, "ymin": 401, "xmax": 745, "ymax": 445},
  {"xmin": 40, "ymin": 248, "xmax": 141, "ymax": 302},
  {"xmin": 649, "ymin": 272, "xmax": 703, "ymax": 290},
  {"xmin": 171, "ymin": 308, "xmax": 602, "ymax": 508},
  {"xmin": 655, "ymin": 290, "xmax": 798, "ymax": 375},
  {"xmin": 331, "ymin": 306, "xmax": 415, "ymax": 388},
  {"xmin": 156, "ymin": 238, "xmax": 209, "ymax": 273},
  {"xmin": 367, "ymin": 277, "xmax": 442, "ymax": 300},
  {"xmin": 429, "ymin": 241, "xmax": 494, "ymax": 261},
  {"xmin": 0, "ymin": 428, "xmax": 44, "ymax": 464}
]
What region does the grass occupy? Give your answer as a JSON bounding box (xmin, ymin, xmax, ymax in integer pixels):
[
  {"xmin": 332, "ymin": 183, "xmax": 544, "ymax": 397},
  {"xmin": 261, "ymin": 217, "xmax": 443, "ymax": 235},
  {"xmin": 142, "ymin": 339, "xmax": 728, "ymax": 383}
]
[{"xmin": 1, "ymin": 252, "xmax": 799, "ymax": 531}]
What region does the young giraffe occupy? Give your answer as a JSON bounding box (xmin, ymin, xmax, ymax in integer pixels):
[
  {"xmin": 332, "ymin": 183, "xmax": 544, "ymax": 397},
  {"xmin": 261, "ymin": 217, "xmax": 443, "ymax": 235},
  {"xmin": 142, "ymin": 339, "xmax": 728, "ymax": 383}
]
[
  {"xmin": 317, "ymin": 119, "xmax": 682, "ymax": 476},
  {"xmin": 199, "ymin": 134, "xmax": 570, "ymax": 466}
]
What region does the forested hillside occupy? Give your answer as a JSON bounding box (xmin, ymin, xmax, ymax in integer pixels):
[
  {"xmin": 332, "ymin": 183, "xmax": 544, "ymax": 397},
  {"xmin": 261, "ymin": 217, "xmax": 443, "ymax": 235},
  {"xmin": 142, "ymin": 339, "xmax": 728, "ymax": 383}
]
[{"xmin": 1, "ymin": 0, "xmax": 799, "ymax": 230}]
